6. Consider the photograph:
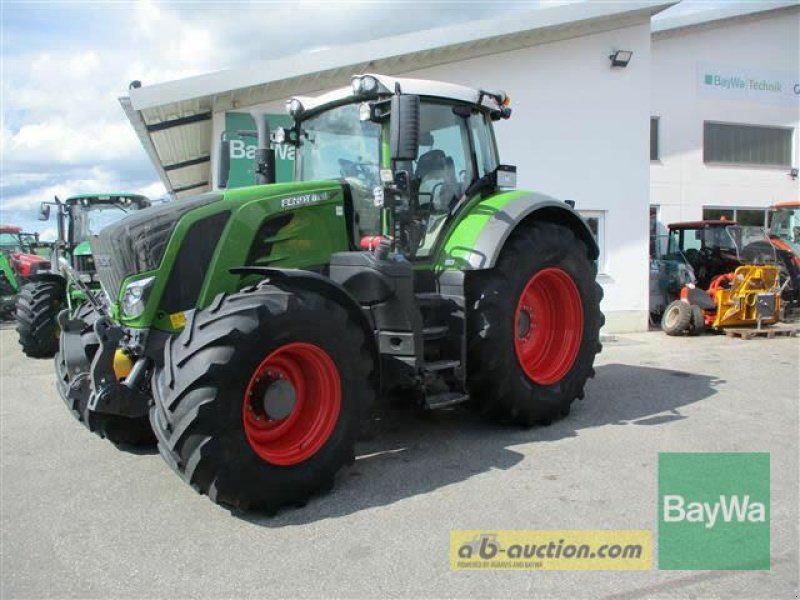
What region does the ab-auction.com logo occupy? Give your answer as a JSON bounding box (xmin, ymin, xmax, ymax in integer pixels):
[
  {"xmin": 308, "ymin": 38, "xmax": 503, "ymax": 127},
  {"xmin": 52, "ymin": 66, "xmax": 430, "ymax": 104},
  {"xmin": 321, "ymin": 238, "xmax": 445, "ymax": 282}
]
[
  {"xmin": 658, "ymin": 452, "xmax": 770, "ymax": 570},
  {"xmin": 450, "ymin": 530, "xmax": 651, "ymax": 570}
]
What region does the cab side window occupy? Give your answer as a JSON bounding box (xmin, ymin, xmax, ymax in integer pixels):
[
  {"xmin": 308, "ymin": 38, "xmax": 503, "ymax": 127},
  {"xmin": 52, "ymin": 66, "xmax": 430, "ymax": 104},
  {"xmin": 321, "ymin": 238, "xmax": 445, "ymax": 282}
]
[{"xmin": 411, "ymin": 103, "xmax": 474, "ymax": 257}]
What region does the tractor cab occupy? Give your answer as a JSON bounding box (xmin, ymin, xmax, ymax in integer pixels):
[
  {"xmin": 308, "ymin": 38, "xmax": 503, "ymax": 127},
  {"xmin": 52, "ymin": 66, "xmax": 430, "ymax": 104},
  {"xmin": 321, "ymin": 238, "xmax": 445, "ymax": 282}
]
[
  {"xmin": 666, "ymin": 221, "xmax": 743, "ymax": 289},
  {"xmin": 0, "ymin": 225, "xmax": 26, "ymax": 254},
  {"xmin": 225, "ymin": 74, "xmax": 514, "ymax": 263},
  {"xmin": 38, "ymin": 193, "xmax": 150, "ymax": 276},
  {"xmin": 769, "ymin": 201, "xmax": 800, "ymax": 253}
]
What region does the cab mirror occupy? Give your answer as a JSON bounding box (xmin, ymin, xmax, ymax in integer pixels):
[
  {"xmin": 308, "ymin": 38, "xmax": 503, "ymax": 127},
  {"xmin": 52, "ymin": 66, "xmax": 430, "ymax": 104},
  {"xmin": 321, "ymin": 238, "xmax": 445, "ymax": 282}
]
[
  {"xmin": 389, "ymin": 94, "xmax": 420, "ymax": 162},
  {"xmin": 39, "ymin": 203, "xmax": 50, "ymax": 221}
]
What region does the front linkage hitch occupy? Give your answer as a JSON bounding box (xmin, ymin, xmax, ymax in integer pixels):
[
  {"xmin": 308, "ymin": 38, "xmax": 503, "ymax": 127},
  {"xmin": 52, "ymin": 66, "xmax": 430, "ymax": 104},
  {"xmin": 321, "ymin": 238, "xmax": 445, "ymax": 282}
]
[{"xmin": 85, "ymin": 317, "xmax": 151, "ymax": 424}]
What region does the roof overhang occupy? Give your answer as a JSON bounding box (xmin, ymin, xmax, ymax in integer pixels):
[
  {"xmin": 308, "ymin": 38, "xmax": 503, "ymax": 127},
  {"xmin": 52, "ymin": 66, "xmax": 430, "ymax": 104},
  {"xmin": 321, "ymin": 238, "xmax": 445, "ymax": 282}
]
[
  {"xmin": 652, "ymin": 0, "xmax": 798, "ymax": 37},
  {"xmin": 120, "ymin": 0, "xmax": 676, "ymax": 199}
]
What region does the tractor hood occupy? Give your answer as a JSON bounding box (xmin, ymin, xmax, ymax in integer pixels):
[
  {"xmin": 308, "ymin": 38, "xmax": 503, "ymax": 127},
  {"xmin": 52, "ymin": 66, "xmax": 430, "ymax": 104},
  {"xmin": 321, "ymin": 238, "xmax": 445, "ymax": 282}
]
[
  {"xmin": 90, "ymin": 181, "xmax": 348, "ymax": 331},
  {"xmin": 91, "ymin": 192, "xmax": 223, "ymax": 300},
  {"xmin": 10, "ymin": 251, "xmax": 50, "ymax": 278}
]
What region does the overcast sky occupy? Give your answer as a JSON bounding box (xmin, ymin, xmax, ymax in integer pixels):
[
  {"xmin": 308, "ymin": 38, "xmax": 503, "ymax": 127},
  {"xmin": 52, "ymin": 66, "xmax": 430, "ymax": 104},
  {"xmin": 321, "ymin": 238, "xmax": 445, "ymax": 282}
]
[{"xmin": 1, "ymin": 0, "xmax": 736, "ymax": 238}]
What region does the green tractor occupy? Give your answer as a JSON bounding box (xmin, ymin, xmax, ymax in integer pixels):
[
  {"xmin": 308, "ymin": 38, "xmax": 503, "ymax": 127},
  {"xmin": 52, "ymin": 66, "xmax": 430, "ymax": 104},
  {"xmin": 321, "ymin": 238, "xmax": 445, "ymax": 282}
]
[
  {"xmin": 55, "ymin": 75, "xmax": 603, "ymax": 512},
  {"xmin": 15, "ymin": 193, "xmax": 150, "ymax": 357}
]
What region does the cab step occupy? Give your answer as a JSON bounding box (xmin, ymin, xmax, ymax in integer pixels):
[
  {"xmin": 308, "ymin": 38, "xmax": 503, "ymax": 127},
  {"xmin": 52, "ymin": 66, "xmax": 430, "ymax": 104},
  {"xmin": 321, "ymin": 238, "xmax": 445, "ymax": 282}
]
[
  {"xmin": 423, "ymin": 325, "xmax": 449, "ymax": 340},
  {"xmin": 423, "ymin": 359, "xmax": 460, "ymax": 372},
  {"xmin": 425, "ymin": 392, "xmax": 470, "ymax": 410}
]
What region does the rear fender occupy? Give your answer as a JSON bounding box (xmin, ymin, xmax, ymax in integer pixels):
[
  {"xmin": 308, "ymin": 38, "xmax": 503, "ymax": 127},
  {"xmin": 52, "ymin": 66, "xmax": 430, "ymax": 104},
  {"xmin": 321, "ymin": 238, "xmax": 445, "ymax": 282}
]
[{"xmin": 439, "ymin": 192, "xmax": 599, "ymax": 270}]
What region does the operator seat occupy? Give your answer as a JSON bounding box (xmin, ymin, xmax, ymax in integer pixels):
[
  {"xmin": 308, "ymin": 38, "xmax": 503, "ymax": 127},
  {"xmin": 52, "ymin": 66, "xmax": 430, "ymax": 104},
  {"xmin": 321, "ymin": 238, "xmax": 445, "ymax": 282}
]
[
  {"xmin": 416, "ymin": 149, "xmax": 447, "ymax": 208},
  {"xmin": 416, "ymin": 150, "xmax": 462, "ymax": 212}
]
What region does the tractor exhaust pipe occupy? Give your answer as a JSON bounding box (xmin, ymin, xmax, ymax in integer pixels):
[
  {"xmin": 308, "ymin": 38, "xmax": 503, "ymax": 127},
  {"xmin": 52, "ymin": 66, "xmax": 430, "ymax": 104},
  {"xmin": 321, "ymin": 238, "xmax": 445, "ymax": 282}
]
[{"xmin": 250, "ymin": 110, "xmax": 276, "ymax": 185}]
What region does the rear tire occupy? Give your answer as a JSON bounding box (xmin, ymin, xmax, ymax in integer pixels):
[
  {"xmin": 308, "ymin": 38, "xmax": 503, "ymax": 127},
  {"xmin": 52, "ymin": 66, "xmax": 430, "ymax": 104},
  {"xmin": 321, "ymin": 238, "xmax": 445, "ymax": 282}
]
[
  {"xmin": 662, "ymin": 300, "xmax": 692, "ymax": 336},
  {"xmin": 466, "ymin": 222, "xmax": 604, "ymax": 427},
  {"xmin": 16, "ymin": 280, "xmax": 64, "ymax": 357},
  {"xmin": 150, "ymin": 282, "xmax": 376, "ymax": 512}
]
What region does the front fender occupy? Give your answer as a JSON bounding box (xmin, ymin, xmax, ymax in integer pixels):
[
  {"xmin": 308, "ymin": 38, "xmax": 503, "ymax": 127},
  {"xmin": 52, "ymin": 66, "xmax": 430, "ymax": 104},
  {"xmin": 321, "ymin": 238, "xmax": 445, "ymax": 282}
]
[
  {"xmin": 438, "ymin": 191, "xmax": 599, "ymax": 270},
  {"xmin": 229, "ymin": 266, "xmax": 379, "ymax": 372}
]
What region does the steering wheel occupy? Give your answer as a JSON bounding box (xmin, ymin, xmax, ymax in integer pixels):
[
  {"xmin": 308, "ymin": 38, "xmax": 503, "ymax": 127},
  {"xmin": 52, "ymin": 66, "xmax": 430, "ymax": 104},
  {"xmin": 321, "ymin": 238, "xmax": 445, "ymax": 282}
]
[
  {"xmin": 338, "ymin": 158, "xmax": 378, "ymax": 188},
  {"xmin": 698, "ymin": 247, "xmax": 716, "ymax": 262}
]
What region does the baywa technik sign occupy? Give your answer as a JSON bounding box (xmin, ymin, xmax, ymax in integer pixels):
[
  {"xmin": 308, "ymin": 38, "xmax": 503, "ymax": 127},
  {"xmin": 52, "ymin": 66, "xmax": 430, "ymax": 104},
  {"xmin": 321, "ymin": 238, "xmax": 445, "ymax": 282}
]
[
  {"xmin": 698, "ymin": 63, "xmax": 800, "ymax": 106},
  {"xmin": 224, "ymin": 112, "xmax": 295, "ymax": 188}
]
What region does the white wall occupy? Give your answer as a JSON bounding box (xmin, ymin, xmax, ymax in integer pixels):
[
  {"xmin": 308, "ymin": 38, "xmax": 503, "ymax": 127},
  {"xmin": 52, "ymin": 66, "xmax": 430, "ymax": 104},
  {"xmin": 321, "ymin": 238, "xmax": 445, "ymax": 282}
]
[
  {"xmin": 406, "ymin": 23, "xmax": 653, "ymax": 332},
  {"xmin": 651, "ymin": 8, "xmax": 800, "ymax": 228},
  {"xmin": 210, "ymin": 22, "xmax": 655, "ymax": 333}
]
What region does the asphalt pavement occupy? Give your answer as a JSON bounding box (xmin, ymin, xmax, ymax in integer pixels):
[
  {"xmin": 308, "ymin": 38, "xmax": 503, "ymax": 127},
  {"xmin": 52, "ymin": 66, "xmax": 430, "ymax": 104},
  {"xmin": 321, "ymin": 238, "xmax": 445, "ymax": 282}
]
[{"xmin": 1, "ymin": 323, "xmax": 798, "ymax": 598}]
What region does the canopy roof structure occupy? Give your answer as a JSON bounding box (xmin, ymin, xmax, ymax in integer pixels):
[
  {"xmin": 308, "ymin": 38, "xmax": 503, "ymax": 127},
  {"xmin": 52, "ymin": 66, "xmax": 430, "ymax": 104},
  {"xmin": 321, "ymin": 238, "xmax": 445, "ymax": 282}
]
[{"xmin": 121, "ymin": 0, "xmax": 682, "ymax": 199}]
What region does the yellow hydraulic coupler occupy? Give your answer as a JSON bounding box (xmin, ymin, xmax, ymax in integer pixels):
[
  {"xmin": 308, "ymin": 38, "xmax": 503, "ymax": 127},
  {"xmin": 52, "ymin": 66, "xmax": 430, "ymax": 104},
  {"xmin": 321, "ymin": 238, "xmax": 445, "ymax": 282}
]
[{"xmin": 113, "ymin": 349, "xmax": 134, "ymax": 381}]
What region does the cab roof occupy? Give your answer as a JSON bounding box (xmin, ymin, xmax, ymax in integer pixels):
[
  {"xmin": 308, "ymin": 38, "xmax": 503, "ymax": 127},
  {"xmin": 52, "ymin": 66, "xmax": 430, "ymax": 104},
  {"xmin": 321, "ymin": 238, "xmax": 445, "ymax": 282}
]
[
  {"xmin": 293, "ymin": 74, "xmax": 505, "ymax": 117},
  {"xmin": 0, "ymin": 225, "xmax": 22, "ymax": 234},
  {"xmin": 65, "ymin": 193, "xmax": 150, "ymax": 204},
  {"xmin": 668, "ymin": 220, "xmax": 737, "ymax": 230}
]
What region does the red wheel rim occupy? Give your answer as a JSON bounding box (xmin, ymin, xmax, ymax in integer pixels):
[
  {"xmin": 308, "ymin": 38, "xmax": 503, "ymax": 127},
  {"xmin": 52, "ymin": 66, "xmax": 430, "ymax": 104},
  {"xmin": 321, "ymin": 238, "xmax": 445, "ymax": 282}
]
[
  {"xmin": 513, "ymin": 267, "xmax": 584, "ymax": 385},
  {"xmin": 242, "ymin": 342, "xmax": 341, "ymax": 466}
]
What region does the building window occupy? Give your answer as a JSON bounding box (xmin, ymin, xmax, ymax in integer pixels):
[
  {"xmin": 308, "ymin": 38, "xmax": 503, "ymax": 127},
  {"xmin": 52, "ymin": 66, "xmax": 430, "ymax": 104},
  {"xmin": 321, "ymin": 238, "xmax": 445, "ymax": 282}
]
[
  {"xmin": 702, "ymin": 208, "xmax": 735, "ymax": 221},
  {"xmin": 703, "ymin": 122, "xmax": 793, "ymax": 167},
  {"xmin": 649, "ymin": 205, "xmax": 660, "ymax": 256},
  {"xmin": 580, "ymin": 210, "xmax": 606, "ymax": 272},
  {"xmin": 702, "ymin": 207, "xmax": 767, "ymax": 227},
  {"xmin": 650, "ymin": 117, "xmax": 660, "ymax": 161}
]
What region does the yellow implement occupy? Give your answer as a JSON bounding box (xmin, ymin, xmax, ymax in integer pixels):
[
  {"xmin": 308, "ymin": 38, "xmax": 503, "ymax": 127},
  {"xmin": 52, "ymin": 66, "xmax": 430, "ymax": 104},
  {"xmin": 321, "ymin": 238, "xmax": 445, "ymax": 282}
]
[{"xmin": 711, "ymin": 265, "xmax": 781, "ymax": 329}]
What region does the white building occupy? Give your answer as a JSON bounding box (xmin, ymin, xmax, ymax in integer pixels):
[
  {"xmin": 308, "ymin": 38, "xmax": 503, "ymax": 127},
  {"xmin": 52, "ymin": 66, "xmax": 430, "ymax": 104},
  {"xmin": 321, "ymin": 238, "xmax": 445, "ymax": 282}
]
[
  {"xmin": 650, "ymin": 3, "xmax": 799, "ymax": 231},
  {"xmin": 121, "ymin": 0, "xmax": 799, "ymax": 334}
]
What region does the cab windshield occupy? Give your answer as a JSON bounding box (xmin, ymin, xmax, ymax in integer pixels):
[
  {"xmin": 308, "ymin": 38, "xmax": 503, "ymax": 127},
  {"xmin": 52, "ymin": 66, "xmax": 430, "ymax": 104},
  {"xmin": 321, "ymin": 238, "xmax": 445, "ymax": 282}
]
[
  {"xmin": 769, "ymin": 207, "xmax": 800, "ymax": 251},
  {"xmin": 70, "ymin": 203, "xmax": 135, "ymax": 244},
  {"xmin": 296, "ymin": 103, "xmax": 381, "ymax": 189},
  {"xmin": 0, "ymin": 232, "xmax": 23, "ymax": 253}
]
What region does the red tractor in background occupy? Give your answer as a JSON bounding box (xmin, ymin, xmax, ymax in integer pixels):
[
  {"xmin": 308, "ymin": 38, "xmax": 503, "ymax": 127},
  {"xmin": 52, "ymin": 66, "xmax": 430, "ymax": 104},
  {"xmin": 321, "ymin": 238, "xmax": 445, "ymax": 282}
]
[{"xmin": 0, "ymin": 225, "xmax": 51, "ymax": 319}]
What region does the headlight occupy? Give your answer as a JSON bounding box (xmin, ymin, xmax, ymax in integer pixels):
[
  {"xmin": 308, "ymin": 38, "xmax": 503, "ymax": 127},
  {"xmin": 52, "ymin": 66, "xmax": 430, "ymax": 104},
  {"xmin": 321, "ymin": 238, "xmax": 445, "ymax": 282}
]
[
  {"xmin": 361, "ymin": 75, "xmax": 378, "ymax": 93},
  {"xmin": 351, "ymin": 75, "xmax": 378, "ymax": 96},
  {"xmin": 286, "ymin": 98, "xmax": 303, "ymax": 117},
  {"xmin": 358, "ymin": 102, "xmax": 372, "ymax": 122},
  {"xmin": 121, "ymin": 276, "xmax": 155, "ymax": 318}
]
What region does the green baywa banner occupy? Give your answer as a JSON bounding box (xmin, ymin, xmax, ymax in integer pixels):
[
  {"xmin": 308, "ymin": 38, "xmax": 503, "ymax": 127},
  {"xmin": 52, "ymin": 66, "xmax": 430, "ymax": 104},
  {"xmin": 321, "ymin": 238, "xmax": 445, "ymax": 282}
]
[{"xmin": 224, "ymin": 112, "xmax": 295, "ymax": 187}]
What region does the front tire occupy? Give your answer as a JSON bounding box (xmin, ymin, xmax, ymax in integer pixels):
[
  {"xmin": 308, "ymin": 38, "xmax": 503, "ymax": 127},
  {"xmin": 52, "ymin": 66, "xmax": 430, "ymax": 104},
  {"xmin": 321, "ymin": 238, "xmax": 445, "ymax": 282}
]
[
  {"xmin": 466, "ymin": 222, "xmax": 604, "ymax": 426},
  {"xmin": 16, "ymin": 280, "xmax": 64, "ymax": 357},
  {"xmin": 150, "ymin": 282, "xmax": 376, "ymax": 512},
  {"xmin": 55, "ymin": 302, "xmax": 154, "ymax": 446}
]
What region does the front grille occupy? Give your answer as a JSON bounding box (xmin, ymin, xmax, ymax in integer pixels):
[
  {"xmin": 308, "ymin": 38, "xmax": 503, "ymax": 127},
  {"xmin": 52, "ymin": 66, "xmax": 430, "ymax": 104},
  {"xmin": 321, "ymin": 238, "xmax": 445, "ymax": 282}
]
[
  {"xmin": 91, "ymin": 236, "xmax": 126, "ymax": 301},
  {"xmin": 73, "ymin": 255, "xmax": 95, "ymax": 274},
  {"xmin": 92, "ymin": 191, "xmax": 223, "ymax": 300}
]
